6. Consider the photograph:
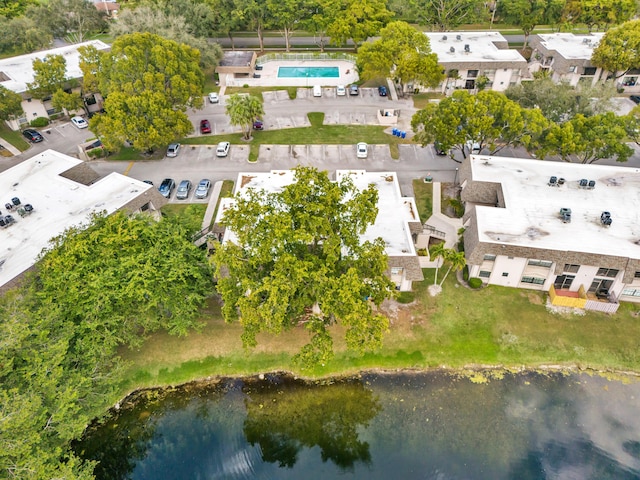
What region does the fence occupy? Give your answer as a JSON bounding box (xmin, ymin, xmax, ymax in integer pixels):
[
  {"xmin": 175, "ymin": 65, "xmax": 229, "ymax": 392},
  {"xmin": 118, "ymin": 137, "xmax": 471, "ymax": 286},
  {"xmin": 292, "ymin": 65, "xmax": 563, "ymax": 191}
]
[{"xmin": 256, "ymin": 52, "xmax": 357, "ymax": 66}]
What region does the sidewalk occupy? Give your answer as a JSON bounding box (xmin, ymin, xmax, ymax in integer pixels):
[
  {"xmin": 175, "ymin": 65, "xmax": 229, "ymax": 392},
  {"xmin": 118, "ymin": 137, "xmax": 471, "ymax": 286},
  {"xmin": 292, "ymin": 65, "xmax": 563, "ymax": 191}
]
[
  {"xmin": 201, "ymin": 180, "xmax": 224, "ymax": 231},
  {"xmin": 0, "ymin": 137, "xmax": 21, "ymax": 156}
]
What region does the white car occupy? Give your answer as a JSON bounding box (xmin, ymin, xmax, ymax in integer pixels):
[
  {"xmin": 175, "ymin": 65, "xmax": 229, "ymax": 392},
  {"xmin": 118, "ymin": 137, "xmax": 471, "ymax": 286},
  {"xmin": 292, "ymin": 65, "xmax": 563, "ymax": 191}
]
[
  {"xmin": 71, "ymin": 116, "xmax": 88, "ymax": 129},
  {"xmin": 336, "ymin": 85, "xmax": 346, "ymax": 96},
  {"xmin": 356, "ymin": 142, "xmax": 368, "ymax": 158},
  {"xmin": 166, "ymin": 143, "xmax": 180, "ymax": 157},
  {"xmin": 208, "ymin": 92, "xmax": 219, "ymax": 103},
  {"xmin": 216, "ymin": 141, "xmax": 230, "ymax": 157}
]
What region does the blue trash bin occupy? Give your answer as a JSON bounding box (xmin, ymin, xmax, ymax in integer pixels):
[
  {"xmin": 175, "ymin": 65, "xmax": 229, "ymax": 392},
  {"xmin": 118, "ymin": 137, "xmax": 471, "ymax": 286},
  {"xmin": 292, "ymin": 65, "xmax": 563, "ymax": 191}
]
[
  {"xmin": 401, "ymin": 131, "xmax": 406, "ymax": 139},
  {"xmin": 392, "ymin": 128, "xmax": 398, "ymax": 136}
]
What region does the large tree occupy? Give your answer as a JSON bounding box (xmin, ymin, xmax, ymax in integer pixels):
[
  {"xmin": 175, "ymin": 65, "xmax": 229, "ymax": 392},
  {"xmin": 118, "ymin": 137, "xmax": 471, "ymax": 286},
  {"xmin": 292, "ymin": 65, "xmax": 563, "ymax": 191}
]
[
  {"xmin": 538, "ymin": 112, "xmax": 633, "ymax": 163},
  {"xmin": 26, "ymin": 0, "xmax": 107, "ymax": 43},
  {"xmin": 212, "ymin": 167, "xmax": 395, "ymax": 366},
  {"xmin": 324, "ymin": 0, "xmax": 392, "ymax": 50},
  {"xmin": 562, "ymin": 0, "xmax": 636, "ymax": 31},
  {"xmin": 265, "ymin": 0, "xmax": 311, "ymax": 52},
  {"xmin": 498, "ymin": 0, "xmax": 549, "ymax": 48},
  {"xmin": 0, "ymin": 0, "xmax": 37, "ymax": 18},
  {"xmin": 225, "ymin": 93, "xmax": 264, "ymax": 140},
  {"xmin": 409, "ymin": 0, "xmax": 487, "ymax": 32},
  {"xmin": 232, "ymin": 0, "xmax": 271, "ymax": 52},
  {"xmin": 110, "ymin": 6, "xmax": 222, "ymax": 68},
  {"xmin": 27, "ymin": 54, "xmax": 69, "ymax": 100},
  {"xmin": 411, "ymin": 89, "xmax": 548, "ymax": 159},
  {"xmin": 0, "ymin": 85, "xmax": 23, "ymax": 121},
  {"xmin": 505, "ymin": 76, "xmax": 617, "ymax": 123},
  {"xmin": 357, "ymin": 21, "xmax": 444, "ymax": 96},
  {"xmin": 91, "ymin": 32, "xmax": 204, "ymax": 152},
  {"xmin": 0, "ymin": 211, "xmax": 212, "ymax": 479},
  {"xmin": 0, "ymin": 15, "xmax": 52, "ymax": 54},
  {"xmin": 591, "ymin": 19, "xmax": 640, "ymax": 78}
]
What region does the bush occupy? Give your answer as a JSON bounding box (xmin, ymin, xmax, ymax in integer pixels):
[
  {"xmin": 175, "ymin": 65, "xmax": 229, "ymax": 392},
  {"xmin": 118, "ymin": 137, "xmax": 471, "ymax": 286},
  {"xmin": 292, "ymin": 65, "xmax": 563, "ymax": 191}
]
[
  {"xmin": 417, "ymin": 248, "xmax": 428, "ymax": 256},
  {"xmin": 462, "ymin": 265, "xmax": 469, "ymax": 282},
  {"xmin": 243, "ymin": 84, "xmax": 249, "ymax": 88},
  {"xmin": 468, "ymin": 277, "xmax": 483, "ymax": 289},
  {"xmin": 30, "ymin": 117, "xmax": 50, "ymax": 127},
  {"xmin": 396, "ymin": 291, "xmax": 415, "ymax": 304}
]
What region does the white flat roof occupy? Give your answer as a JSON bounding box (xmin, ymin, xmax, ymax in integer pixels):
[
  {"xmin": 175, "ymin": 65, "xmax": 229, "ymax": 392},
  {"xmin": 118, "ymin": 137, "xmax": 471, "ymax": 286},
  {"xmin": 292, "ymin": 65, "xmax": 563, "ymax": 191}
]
[
  {"xmin": 0, "ymin": 40, "xmax": 110, "ymax": 94},
  {"xmin": 0, "ymin": 149, "xmax": 153, "ymax": 288},
  {"xmin": 218, "ymin": 170, "xmax": 419, "ymax": 256},
  {"xmin": 469, "ymin": 155, "xmax": 640, "ymax": 258},
  {"xmin": 425, "ymin": 31, "xmax": 526, "ymax": 64},
  {"xmin": 535, "ymin": 33, "xmax": 604, "ymax": 60}
]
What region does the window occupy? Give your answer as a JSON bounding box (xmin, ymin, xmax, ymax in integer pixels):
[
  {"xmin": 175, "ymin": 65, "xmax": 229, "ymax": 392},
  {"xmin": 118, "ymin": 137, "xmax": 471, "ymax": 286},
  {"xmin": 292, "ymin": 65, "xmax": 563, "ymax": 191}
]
[
  {"xmin": 622, "ymin": 288, "xmax": 640, "ymax": 297},
  {"xmin": 483, "ymin": 254, "xmax": 496, "ymax": 261},
  {"xmin": 467, "ymin": 70, "xmax": 478, "ymax": 78},
  {"xmin": 508, "ymin": 256, "xmax": 514, "ymax": 260},
  {"xmin": 568, "ymin": 65, "xmax": 577, "ymax": 73},
  {"xmin": 502, "ymin": 272, "xmax": 509, "ymax": 277},
  {"xmin": 623, "ymin": 76, "xmax": 637, "ymax": 86},
  {"xmin": 528, "ymin": 260, "xmax": 552, "ymax": 268},
  {"xmin": 634, "ymin": 271, "xmax": 640, "ymax": 279},
  {"xmin": 596, "ymin": 268, "xmax": 619, "ymax": 278},
  {"xmin": 479, "ymin": 271, "xmax": 491, "ymax": 278},
  {"xmin": 583, "ymin": 67, "xmax": 597, "ymax": 76},
  {"xmin": 554, "ymin": 275, "xmax": 575, "ymax": 290},
  {"xmin": 564, "ymin": 264, "xmax": 580, "ymax": 273},
  {"xmin": 589, "ymin": 278, "xmax": 613, "ymax": 293},
  {"xmin": 521, "ymin": 276, "xmax": 545, "ymax": 285},
  {"xmin": 483, "ymin": 69, "xmax": 496, "ymax": 76}
]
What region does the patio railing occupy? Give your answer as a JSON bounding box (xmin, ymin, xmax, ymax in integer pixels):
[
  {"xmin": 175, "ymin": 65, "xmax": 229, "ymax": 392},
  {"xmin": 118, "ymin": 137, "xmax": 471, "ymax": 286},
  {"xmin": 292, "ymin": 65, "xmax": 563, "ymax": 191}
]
[{"xmin": 256, "ymin": 52, "xmax": 357, "ymax": 66}]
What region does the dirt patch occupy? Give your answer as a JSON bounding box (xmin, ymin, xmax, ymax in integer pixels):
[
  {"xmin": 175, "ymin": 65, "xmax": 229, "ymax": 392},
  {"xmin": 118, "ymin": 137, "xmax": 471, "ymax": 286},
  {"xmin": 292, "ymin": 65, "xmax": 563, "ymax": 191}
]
[
  {"xmin": 521, "ymin": 291, "xmax": 543, "ymax": 305},
  {"xmin": 441, "ymin": 182, "xmax": 463, "ymax": 219}
]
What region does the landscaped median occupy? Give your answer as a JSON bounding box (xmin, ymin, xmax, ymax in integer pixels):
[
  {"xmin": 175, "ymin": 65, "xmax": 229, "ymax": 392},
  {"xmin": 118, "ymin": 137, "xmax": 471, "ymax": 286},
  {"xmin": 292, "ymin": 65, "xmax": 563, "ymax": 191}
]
[
  {"xmin": 180, "ymin": 112, "xmax": 410, "ymax": 161},
  {"xmin": 118, "ymin": 268, "xmax": 640, "ymax": 395}
]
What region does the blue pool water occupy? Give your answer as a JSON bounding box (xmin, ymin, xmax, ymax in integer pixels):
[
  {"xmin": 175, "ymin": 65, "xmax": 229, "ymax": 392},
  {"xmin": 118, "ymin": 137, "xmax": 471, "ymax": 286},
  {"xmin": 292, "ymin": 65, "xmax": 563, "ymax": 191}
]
[{"xmin": 278, "ymin": 66, "xmax": 340, "ymax": 78}]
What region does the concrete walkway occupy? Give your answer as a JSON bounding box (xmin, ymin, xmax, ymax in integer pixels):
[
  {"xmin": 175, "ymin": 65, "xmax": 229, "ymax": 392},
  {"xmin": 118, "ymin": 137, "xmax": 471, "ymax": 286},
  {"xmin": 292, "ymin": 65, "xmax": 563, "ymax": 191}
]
[
  {"xmin": 201, "ymin": 180, "xmax": 224, "ymax": 231},
  {"xmin": 0, "ymin": 137, "xmax": 21, "ymax": 156}
]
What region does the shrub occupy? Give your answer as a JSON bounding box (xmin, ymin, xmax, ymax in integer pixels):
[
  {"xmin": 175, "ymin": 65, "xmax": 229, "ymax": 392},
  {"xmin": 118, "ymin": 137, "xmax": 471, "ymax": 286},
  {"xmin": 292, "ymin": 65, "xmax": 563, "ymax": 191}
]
[
  {"xmin": 417, "ymin": 248, "xmax": 429, "ymax": 256},
  {"xmin": 30, "ymin": 117, "xmax": 50, "ymax": 127},
  {"xmin": 396, "ymin": 291, "xmax": 415, "ymax": 303},
  {"xmin": 243, "ymin": 84, "xmax": 249, "ymax": 88},
  {"xmin": 463, "ymin": 265, "xmax": 469, "ymax": 282},
  {"xmin": 468, "ymin": 277, "xmax": 483, "ymax": 289}
]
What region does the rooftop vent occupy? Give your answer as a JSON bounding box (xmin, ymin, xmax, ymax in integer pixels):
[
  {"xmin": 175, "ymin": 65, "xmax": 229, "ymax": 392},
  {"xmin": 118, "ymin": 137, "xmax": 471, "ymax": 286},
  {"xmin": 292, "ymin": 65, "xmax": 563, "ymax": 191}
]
[
  {"xmin": 464, "ymin": 44, "xmax": 470, "ymax": 53},
  {"xmin": 456, "ymin": 34, "xmax": 462, "ymax": 41},
  {"xmin": 601, "ymin": 211, "xmax": 612, "ymax": 226},
  {"xmin": 442, "ymin": 35, "xmax": 447, "ymax": 41},
  {"xmin": 583, "ymin": 38, "xmax": 591, "ymax": 44},
  {"xmin": 558, "ymin": 177, "xmax": 565, "ymax": 185},
  {"xmin": 587, "ymin": 180, "xmax": 596, "ymax": 189},
  {"xmin": 559, "ymin": 207, "xmax": 572, "ymax": 223},
  {"xmin": 450, "ymin": 46, "xmax": 455, "ymax": 53},
  {"xmin": 11, "ymin": 197, "xmax": 20, "ymax": 206},
  {"xmin": 579, "ymin": 178, "xmax": 588, "ymax": 188},
  {"xmin": 548, "ymin": 176, "xmax": 558, "ymax": 186}
]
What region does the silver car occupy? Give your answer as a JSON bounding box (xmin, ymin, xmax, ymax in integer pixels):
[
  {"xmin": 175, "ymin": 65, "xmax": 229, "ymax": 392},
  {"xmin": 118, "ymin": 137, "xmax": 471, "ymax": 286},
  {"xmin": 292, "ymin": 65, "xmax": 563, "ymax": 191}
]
[
  {"xmin": 176, "ymin": 180, "xmax": 192, "ymax": 200},
  {"xmin": 195, "ymin": 179, "xmax": 211, "ymax": 199},
  {"xmin": 166, "ymin": 143, "xmax": 180, "ymax": 157}
]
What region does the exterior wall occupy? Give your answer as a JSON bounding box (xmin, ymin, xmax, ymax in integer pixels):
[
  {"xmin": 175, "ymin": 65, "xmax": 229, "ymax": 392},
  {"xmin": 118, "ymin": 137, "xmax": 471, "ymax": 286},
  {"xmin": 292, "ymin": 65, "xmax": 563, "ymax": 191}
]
[
  {"xmin": 492, "ymin": 68, "xmax": 515, "ymax": 91},
  {"xmin": 437, "ymin": 64, "xmax": 524, "ymax": 93}
]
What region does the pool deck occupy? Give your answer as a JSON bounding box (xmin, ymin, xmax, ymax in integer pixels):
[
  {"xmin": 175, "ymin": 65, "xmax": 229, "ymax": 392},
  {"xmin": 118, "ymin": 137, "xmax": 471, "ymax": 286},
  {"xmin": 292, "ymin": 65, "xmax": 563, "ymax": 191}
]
[{"xmin": 220, "ymin": 60, "xmax": 359, "ymax": 88}]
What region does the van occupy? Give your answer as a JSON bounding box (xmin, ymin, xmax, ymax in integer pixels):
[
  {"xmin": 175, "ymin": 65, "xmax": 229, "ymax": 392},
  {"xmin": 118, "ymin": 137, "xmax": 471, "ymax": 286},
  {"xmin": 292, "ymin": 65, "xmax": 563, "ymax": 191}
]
[{"xmin": 313, "ymin": 85, "xmax": 322, "ymax": 97}]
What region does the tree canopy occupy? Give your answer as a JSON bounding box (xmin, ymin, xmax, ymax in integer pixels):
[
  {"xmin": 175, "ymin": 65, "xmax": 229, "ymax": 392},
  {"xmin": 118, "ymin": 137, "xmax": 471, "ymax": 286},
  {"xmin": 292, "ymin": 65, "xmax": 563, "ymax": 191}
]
[
  {"xmin": 0, "ymin": 211, "xmax": 212, "ymax": 478},
  {"xmin": 27, "ymin": 54, "xmax": 69, "ymax": 100},
  {"xmin": 212, "ymin": 167, "xmax": 395, "ymax": 367},
  {"xmin": 26, "ymin": 0, "xmax": 107, "ymax": 43},
  {"xmin": 110, "ymin": 3, "xmax": 223, "ymax": 68},
  {"xmin": 409, "ymin": 0, "xmax": 487, "ymax": 32},
  {"xmin": 324, "ymin": 0, "xmax": 392, "ymax": 50},
  {"xmin": 497, "ymin": 0, "xmax": 550, "ymax": 48},
  {"xmin": 411, "ymin": 90, "xmax": 548, "ymax": 159},
  {"xmin": 357, "ymin": 21, "xmax": 444, "ymax": 95},
  {"xmin": 225, "ymin": 93, "xmax": 264, "ymax": 140},
  {"xmin": 0, "ymin": 85, "xmax": 23, "ymax": 121},
  {"xmin": 90, "ymin": 32, "xmax": 204, "ymax": 152},
  {"xmin": 591, "ymin": 19, "xmax": 640, "ymax": 76}
]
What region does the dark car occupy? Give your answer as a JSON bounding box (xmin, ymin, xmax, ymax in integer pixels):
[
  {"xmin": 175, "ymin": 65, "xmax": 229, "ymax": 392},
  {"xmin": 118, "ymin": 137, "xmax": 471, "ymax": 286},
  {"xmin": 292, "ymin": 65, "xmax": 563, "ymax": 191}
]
[
  {"xmin": 23, "ymin": 129, "xmax": 44, "ymax": 143},
  {"xmin": 253, "ymin": 119, "xmax": 264, "ymax": 130},
  {"xmin": 349, "ymin": 84, "xmax": 359, "ymax": 96},
  {"xmin": 158, "ymin": 178, "xmax": 175, "ymax": 198},
  {"xmin": 175, "ymin": 180, "xmax": 192, "ymax": 200},
  {"xmin": 631, "ymin": 95, "xmax": 640, "ymax": 104},
  {"xmin": 378, "ymin": 85, "xmax": 388, "ymax": 96},
  {"xmin": 200, "ymin": 119, "xmax": 212, "ymax": 134},
  {"xmin": 434, "ymin": 141, "xmax": 447, "ymax": 156}
]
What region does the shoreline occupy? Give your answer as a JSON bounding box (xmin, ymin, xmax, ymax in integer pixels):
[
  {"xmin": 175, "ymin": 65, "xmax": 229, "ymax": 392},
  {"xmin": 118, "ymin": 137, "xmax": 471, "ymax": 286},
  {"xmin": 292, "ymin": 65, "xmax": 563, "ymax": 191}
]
[{"xmin": 110, "ymin": 363, "xmax": 640, "ymax": 412}]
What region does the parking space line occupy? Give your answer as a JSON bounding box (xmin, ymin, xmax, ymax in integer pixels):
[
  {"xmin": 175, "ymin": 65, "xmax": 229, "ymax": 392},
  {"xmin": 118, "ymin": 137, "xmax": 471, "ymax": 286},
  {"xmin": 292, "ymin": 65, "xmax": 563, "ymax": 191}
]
[{"xmin": 123, "ymin": 161, "xmax": 134, "ymax": 176}]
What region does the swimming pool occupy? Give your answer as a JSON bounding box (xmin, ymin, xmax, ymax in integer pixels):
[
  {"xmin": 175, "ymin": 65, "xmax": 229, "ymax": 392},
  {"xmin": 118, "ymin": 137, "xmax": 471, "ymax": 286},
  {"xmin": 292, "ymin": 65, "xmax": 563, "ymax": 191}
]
[{"xmin": 277, "ymin": 66, "xmax": 340, "ymax": 78}]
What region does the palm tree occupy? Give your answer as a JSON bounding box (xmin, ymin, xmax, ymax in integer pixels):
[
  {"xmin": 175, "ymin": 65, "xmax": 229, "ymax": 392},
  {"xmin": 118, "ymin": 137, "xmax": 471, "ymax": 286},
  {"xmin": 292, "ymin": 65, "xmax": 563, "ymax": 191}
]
[
  {"xmin": 429, "ymin": 242, "xmax": 447, "ymax": 286},
  {"xmin": 225, "ymin": 94, "xmax": 264, "ymax": 140},
  {"xmin": 439, "ymin": 250, "xmax": 466, "ymax": 287}
]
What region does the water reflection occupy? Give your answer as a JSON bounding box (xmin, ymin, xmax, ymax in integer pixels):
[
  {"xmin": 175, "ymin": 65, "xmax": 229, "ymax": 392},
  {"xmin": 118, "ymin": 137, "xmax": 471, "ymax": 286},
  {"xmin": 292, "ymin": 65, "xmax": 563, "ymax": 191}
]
[
  {"xmin": 243, "ymin": 377, "xmax": 380, "ymax": 470},
  {"xmin": 75, "ymin": 372, "xmax": 640, "ymax": 480}
]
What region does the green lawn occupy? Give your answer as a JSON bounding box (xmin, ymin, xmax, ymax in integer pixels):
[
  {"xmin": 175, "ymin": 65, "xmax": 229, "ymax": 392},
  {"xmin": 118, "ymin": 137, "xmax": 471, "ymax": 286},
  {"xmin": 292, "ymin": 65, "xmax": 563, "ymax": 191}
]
[
  {"xmin": 0, "ymin": 124, "xmax": 30, "ymax": 152},
  {"xmin": 119, "ymin": 269, "xmax": 640, "ymax": 392},
  {"xmin": 412, "ymin": 179, "xmax": 433, "ymax": 222},
  {"xmin": 225, "ymin": 86, "xmax": 297, "ymax": 100},
  {"xmin": 413, "ymin": 92, "xmax": 445, "ymax": 110},
  {"xmin": 181, "ymin": 112, "xmax": 409, "ymax": 161},
  {"xmin": 106, "ymin": 147, "xmax": 165, "ymax": 161}
]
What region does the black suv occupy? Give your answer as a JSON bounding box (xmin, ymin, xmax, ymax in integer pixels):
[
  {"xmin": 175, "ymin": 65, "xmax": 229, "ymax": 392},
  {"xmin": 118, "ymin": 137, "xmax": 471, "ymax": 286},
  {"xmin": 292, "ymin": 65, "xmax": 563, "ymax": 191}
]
[
  {"xmin": 158, "ymin": 178, "xmax": 175, "ymax": 198},
  {"xmin": 23, "ymin": 129, "xmax": 44, "ymax": 143}
]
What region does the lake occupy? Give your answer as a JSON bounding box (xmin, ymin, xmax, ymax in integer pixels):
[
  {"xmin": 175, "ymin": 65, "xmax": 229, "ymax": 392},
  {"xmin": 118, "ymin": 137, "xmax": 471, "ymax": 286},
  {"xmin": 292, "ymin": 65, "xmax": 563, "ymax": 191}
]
[{"xmin": 75, "ymin": 371, "xmax": 640, "ymax": 480}]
